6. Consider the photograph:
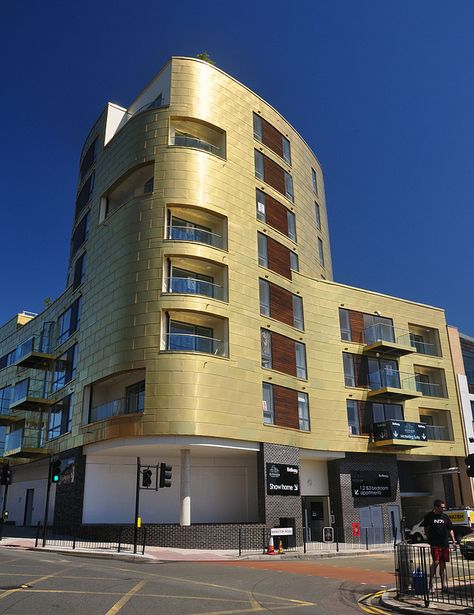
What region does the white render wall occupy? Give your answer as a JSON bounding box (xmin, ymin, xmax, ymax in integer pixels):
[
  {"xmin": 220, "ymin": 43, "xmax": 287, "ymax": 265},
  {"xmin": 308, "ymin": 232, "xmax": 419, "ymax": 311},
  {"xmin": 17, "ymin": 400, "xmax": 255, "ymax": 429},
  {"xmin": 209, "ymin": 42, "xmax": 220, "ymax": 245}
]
[
  {"xmin": 299, "ymin": 460, "xmax": 329, "ymax": 496},
  {"xmin": 82, "ymin": 452, "xmax": 259, "ymax": 524}
]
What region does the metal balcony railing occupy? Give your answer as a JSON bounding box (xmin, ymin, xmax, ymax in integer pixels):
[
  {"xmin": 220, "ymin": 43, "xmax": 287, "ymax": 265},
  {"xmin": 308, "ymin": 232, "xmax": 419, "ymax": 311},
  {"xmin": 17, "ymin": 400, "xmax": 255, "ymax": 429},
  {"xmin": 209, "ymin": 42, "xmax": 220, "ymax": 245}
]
[
  {"xmin": 174, "ymin": 133, "xmax": 223, "ymax": 157},
  {"xmin": 166, "ymin": 277, "xmax": 224, "ymax": 300},
  {"xmin": 167, "ymin": 225, "xmax": 223, "ymax": 248},
  {"xmin": 164, "ymin": 333, "xmax": 227, "ymax": 357}
]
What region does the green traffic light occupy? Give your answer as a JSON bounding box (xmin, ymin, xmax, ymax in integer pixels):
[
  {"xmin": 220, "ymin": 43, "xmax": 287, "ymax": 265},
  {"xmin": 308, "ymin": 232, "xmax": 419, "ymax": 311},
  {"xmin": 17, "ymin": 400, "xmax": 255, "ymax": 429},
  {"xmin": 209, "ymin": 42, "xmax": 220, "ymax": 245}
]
[{"xmin": 52, "ymin": 475, "xmax": 60, "ymax": 483}]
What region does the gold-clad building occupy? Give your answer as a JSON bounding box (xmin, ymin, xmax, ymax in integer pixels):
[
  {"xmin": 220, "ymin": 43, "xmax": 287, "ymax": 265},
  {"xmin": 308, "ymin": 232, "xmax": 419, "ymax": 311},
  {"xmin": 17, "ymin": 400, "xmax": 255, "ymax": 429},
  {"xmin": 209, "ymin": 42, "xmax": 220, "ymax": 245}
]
[{"xmin": 0, "ymin": 57, "xmax": 467, "ymax": 545}]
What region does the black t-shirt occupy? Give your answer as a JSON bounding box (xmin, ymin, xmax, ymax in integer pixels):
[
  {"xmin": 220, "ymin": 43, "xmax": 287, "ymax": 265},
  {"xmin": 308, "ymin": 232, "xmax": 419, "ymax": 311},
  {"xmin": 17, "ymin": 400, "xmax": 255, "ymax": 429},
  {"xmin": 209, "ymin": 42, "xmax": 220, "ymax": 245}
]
[{"xmin": 422, "ymin": 511, "xmax": 453, "ymax": 547}]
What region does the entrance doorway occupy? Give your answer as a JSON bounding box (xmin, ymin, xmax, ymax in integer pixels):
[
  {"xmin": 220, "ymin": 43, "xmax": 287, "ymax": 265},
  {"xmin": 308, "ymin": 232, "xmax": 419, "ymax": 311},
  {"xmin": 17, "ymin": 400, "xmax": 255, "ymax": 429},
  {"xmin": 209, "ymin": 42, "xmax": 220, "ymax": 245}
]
[
  {"xmin": 24, "ymin": 489, "xmax": 34, "ymax": 526},
  {"xmin": 359, "ymin": 505, "xmax": 384, "ymax": 544},
  {"xmin": 302, "ymin": 496, "xmax": 330, "ymax": 542}
]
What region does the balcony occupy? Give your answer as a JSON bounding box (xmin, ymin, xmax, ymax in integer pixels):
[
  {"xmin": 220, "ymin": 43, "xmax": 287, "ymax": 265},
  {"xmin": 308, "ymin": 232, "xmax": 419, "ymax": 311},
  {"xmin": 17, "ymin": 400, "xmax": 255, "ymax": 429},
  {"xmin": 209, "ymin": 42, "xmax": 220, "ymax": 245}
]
[
  {"xmin": 167, "ymin": 225, "xmax": 224, "ymax": 249},
  {"xmin": 10, "ymin": 377, "xmax": 55, "ymax": 412},
  {"xmin": 4, "ymin": 425, "xmax": 47, "ymax": 458},
  {"xmin": 372, "ymin": 419, "xmax": 428, "ymax": 447},
  {"xmin": 367, "ymin": 368, "xmax": 422, "ymax": 401},
  {"xmin": 415, "ymin": 380, "xmax": 443, "ymax": 397},
  {"xmin": 166, "ymin": 276, "xmax": 224, "ymax": 301},
  {"xmin": 174, "ymin": 132, "xmax": 223, "ymax": 157},
  {"xmin": 14, "ymin": 335, "xmax": 54, "ymax": 369},
  {"xmin": 363, "ymin": 324, "xmax": 416, "ymax": 357},
  {"xmin": 163, "ymin": 332, "xmax": 228, "ymax": 357},
  {"xmin": 0, "ymin": 404, "xmax": 22, "ymax": 427},
  {"xmin": 425, "ymin": 424, "xmax": 450, "ymax": 441},
  {"xmin": 89, "ymin": 397, "xmax": 143, "ymax": 423}
]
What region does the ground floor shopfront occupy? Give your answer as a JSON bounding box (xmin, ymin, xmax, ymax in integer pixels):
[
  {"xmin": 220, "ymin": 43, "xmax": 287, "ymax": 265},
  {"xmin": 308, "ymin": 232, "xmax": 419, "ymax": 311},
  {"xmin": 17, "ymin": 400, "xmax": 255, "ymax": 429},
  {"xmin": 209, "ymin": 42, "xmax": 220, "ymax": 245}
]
[{"xmin": 0, "ymin": 436, "xmax": 464, "ymax": 548}]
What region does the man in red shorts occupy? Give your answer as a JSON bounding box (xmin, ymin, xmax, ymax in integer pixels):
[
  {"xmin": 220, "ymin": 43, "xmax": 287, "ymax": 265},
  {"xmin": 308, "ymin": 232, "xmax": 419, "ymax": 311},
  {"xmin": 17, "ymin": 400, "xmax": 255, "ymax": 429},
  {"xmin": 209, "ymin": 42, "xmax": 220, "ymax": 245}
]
[{"xmin": 422, "ymin": 499, "xmax": 457, "ymax": 592}]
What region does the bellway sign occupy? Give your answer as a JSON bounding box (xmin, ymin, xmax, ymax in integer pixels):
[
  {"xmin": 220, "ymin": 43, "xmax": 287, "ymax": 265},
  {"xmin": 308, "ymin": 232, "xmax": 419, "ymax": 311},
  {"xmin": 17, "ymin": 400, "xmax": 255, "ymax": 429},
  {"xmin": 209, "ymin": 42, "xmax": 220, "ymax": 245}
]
[
  {"xmin": 266, "ymin": 463, "xmax": 300, "ymax": 496},
  {"xmin": 351, "ymin": 471, "xmax": 392, "ymax": 498}
]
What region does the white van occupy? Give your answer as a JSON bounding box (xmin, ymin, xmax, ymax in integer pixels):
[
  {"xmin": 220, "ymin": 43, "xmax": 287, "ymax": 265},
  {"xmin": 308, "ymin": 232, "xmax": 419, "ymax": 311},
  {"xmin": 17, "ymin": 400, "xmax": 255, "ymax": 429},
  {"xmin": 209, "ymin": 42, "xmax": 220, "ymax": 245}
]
[{"xmin": 409, "ymin": 508, "xmax": 474, "ymax": 543}]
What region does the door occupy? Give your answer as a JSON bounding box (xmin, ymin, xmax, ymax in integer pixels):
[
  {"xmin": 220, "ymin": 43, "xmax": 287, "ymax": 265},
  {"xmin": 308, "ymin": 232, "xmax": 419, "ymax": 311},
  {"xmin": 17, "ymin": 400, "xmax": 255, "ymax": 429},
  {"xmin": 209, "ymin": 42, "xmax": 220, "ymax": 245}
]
[
  {"xmin": 302, "ymin": 496, "xmax": 330, "ymax": 541},
  {"xmin": 360, "ymin": 505, "xmax": 384, "ymax": 544},
  {"xmin": 24, "ymin": 489, "xmax": 34, "ymax": 526},
  {"xmin": 388, "ymin": 504, "xmax": 401, "ymax": 542}
]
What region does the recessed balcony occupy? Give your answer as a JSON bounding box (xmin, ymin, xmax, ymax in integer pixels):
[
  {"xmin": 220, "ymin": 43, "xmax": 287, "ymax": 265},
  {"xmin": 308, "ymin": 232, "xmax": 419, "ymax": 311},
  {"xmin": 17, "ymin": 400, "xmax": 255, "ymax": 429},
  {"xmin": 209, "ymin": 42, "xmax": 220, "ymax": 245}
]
[
  {"xmin": 167, "ymin": 224, "xmax": 224, "ymax": 249},
  {"xmin": 10, "ymin": 377, "xmax": 55, "ymax": 412},
  {"xmin": 170, "ymin": 117, "xmax": 226, "ymax": 159},
  {"xmin": 4, "ymin": 425, "xmax": 47, "ymax": 458},
  {"xmin": 164, "ymin": 332, "xmax": 227, "ymax": 357},
  {"xmin": 14, "ymin": 336, "xmax": 54, "ymax": 369},
  {"xmin": 372, "ymin": 419, "xmax": 428, "ymax": 447},
  {"xmin": 363, "ymin": 324, "xmax": 416, "ymax": 357},
  {"xmin": 0, "ymin": 404, "xmax": 22, "ymax": 427},
  {"xmin": 166, "ymin": 276, "xmax": 224, "ymax": 300},
  {"xmin": 367, "ymin": 368, "xmax": 422, "ymax": 401}
]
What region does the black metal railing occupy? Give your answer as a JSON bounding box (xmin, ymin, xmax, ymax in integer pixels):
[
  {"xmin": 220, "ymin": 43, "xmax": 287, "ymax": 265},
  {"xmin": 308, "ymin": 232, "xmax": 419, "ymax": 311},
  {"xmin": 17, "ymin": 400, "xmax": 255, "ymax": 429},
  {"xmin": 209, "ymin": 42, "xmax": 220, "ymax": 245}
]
[
  {"xmin": 36, "ymin": 523, "xmax": 148, "ymax": 555},
  {"xmin": 395, "ymin": 542, "xmax": 474, "ymax": 608}
]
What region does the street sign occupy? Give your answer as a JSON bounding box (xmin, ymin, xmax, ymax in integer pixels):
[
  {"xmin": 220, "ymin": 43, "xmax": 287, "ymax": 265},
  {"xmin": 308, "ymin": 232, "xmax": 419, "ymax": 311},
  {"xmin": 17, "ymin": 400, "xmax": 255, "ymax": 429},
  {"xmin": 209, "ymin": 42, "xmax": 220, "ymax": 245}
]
[
  {"xmin": 323, "ymin": 527, "xmax": 334, "ymax": 542},
  {"xmin": 271, "ymin": 527, "xmax": 293, "ymax": 536},
  {"xmin": 266, "ymin": 463, "xmax": 300, "ymax": 496},
  {"xmin": 351, "ymin": 471, "xmax": 391, "ymax": 498}
]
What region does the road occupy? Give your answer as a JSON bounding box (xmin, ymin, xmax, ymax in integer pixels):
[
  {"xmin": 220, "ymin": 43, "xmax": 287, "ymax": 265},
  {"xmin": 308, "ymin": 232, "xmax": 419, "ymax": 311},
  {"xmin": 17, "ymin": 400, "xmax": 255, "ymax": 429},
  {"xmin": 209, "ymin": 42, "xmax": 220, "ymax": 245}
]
[{"xmin": 0, "ymin": 549, "xmax": 395, "ymax": 614}]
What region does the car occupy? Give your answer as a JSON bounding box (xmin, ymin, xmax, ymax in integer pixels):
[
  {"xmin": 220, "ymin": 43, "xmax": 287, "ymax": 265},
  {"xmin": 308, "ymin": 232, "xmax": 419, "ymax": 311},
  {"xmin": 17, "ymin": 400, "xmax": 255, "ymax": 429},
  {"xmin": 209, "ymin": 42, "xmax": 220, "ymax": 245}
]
[
  {"xmin": 459, "ymin": 532, "xmax": 474, "ymax": 559},
  {"xmin": 408, "ymin": 519, "xmax": 473, "ymax": 544}
]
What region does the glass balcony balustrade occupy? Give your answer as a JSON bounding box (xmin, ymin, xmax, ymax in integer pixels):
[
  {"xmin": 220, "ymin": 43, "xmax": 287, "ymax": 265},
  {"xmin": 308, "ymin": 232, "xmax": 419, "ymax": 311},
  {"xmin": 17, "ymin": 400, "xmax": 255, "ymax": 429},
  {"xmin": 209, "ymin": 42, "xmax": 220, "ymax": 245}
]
[
  {"xmin": 363, "ymin": 323, "xmax": 416, "ymax": 356},
  {"xmin": 14, "ymin": 334, "xmax": 54, "ymax": 368},
  {"xmin": 415, "ymin": 380, "xmax": 442, "ymax": 397},
  {"xmin": 174, "ymin": 132, "xmax": 223, "ymax": 157},
  {"xmin": 424, "ymin": 425, "xmax": 449, "ymax": 441},
  {"xmin": 10, "ymin": 377, "xmax": 54, "ymax": 411},
  {"xmin": 4, "ymin": 425, "xmax": 46, "ymax": 457},
  {"xmin": 164, "ymin": 333, "xmax": 227, "ymax": 357},
  {"xmin": 367, "ymin": 368, "xmax": 421, "ymax": 400},
  {"xmin": 167, "ymin": 225, "xmax": 223, "ymax": 249},
  {"xmin": 166, "ymin": 277, "xmax": 224, "ymax": 300},
  {"xmin": 410, "ymin": 339, "xmax": 439, "ymax": 356},
  {"xmin": 89, "ymin": 397, "xmax": 144, "ymax": 423}
]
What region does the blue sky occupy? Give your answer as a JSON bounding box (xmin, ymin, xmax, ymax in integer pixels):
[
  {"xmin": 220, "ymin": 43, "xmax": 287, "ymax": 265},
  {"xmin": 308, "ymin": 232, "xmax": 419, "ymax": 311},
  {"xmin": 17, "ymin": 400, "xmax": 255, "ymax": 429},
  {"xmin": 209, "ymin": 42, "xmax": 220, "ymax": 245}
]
[{"xmin": 1, "ymin": 1, "xmax": 473, "ymax": 332}]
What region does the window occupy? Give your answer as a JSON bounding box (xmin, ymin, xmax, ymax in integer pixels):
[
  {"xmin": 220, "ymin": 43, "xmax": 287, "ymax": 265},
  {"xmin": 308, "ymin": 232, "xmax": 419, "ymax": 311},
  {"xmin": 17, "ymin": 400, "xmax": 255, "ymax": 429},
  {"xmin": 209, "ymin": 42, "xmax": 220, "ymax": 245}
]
[
  {"xmin": 292, "ymin": 295, "xmax": 304, "ymax": 330},
  {"xmin": 80, "ymin": 138, "xmax": 97, "ymax": 181},
  {"xmin": 143, "ymin": 177, "xmax": 154, "ymax": 194},
  {"xmin": 254, "ymin": 150, "xmax": 264, "ymax": 179},
  {"xmin": 0, "ymin": 350, "xmax": 16, "ymax": 370},
  {"xmin": 71, "ymin": 211, "xmax": 90, "ymax": 259},
  {"xmin": 261, "ymin": 329, "xmax": 272, "ymax": 368},
  {"xmin": 57, "ymin": 297, "xmax": 82, "ymax": 345},
  {"xmin": 317, "ymin": 237, "xmax": 325, "ymax": 267},
  {"xmin": 48, "ymin": 395, "xmax": 74, "ymax": 440},
  {"xmin": 282, "ymin": 137, "xmax": 291, "ymax": 165},
  {"xmin": 253, "ymin": 113, "xmax": 263, "ymax": 141},
  {"xmin": 73, "ymin": 252, "xmax": 87, "ymax": 290},
  {"xmin": 312, "ymin": 168, "xmax": 318, "ymax": 194},
  {"xmin": 51, "ymin": 345, "xmax": 77, "ymax": 393},
  {"xmin": 295, "ymin": 342, "xmax": 307, "ymax": 379},
  {"xmin": 347, "ymin": 400, "xmax": 404, "ymax": 436},
  {"xmin": 75, "ymin": 172, "xmax": 95, "ymax": 221},
  {"xmin": 315, "ymin": 203, "xmax": 321, "ymax": 229},
  {"xmin": 339, "ymin": 308, "xmax": 351, "ymax": 341},
  {"xmin": 287, "ymin": 211, "xmax": 296, "ymax": 241},
  {"xmin": 284, "ymin": 172, "xmax": 294, "ymax": 202},
  {"xmin": 343, "ymin": 353, "xmax": 356, "ymax": 387},
  {"xmin": 256, "ymin": 189, "xmax": 266, "ymax": 222},
  {"xmin": 167, "ymin": 321, "xmax": 215, "ymax": 354},
  {"xmin": 258, "ymin": 233, "xmax": 268, "ymax": 267},
  {"xmin": 290, "ymin": 251, "xmax": 299, "ymax": 272},
  {"xmin": 262, "ymin": 382, "xmax": 274, "ymax": 424},
  {"xmin": 298, "ymin": 392, "xmax": 310, "ymax": 431},
  {"xmin": 126, "ymin": 381, "xmax": 145, "ymax": 413},
  {"xmin": 259, "ymin": 279, "xmax": 270, "ymax": 316},
  {"xmin": 263, "ymin": 383, "xmax": 309, "ymax": 431},
  {"xmin": 0, "ymin": 386, "xmax": 11, "ymax": 415}
]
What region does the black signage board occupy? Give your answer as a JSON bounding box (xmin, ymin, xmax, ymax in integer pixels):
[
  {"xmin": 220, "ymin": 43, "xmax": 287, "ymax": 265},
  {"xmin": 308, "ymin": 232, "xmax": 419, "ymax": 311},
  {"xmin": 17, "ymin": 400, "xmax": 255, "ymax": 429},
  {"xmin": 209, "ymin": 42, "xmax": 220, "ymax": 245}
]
[
  {"xmin": 373, "ymin": 420, "xmax": 427, "ymax": 443},
  {"xmin": 351, "ymin": 471, "xmax": 391, "ymax": 498},
  {"xmin": 266, "ymin": 463, "xmax": 300, "ymax": 496}
]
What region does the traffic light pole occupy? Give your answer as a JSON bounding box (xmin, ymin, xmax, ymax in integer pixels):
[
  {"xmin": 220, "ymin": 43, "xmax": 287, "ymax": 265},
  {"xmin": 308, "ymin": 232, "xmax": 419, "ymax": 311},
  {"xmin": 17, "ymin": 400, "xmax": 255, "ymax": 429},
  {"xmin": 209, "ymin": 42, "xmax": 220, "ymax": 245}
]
[
  {"xmin": 42, "ymin": 457, "xmax": 52, "ymax": 547},
  {"xmin": 133, "ymin": 457, "xmax": 141, "ymax": 554},
  {"xmin": 0, "ymin": 482, "xmax": 10, "ymax": 541}
]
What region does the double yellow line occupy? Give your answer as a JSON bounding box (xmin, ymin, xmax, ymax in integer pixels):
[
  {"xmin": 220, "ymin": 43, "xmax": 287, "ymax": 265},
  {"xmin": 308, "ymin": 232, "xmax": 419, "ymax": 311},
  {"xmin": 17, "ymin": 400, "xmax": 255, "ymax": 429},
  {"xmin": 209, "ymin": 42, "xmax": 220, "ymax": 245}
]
[{"xmin": 358, "ymin": 589, "xmax": 390, "ymax": 615}]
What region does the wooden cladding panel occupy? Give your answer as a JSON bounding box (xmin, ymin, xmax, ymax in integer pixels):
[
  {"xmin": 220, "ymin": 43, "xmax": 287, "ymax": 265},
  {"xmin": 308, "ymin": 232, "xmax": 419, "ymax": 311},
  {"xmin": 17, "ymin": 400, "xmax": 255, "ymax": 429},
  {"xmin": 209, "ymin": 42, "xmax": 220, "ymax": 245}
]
[
  {"xmin": 349, "ymin": 310, "xmax": 365, "ymax": 343},
  {"xmin": 263, "ymin": 155, "xmax": 286, "ymax": 195},
  {"xmin": 266, "ymin": 194, "xmax": 289, "ymax": 236},
  {"xmin": 274, "ymin": 385, "xmax": 299, "ymax": 429},
  {"xmin": 353, "ymin": 354, "xmax": 369, "ymax": 387},
  {"xmin": 267, "ymin": 236, "xmax": 291, "ymax": 279},
  {"xmin": 269, "ymin": 282, "xmax": 294, "ymax": 326},
  {"xmin": 262, "ymin": 118, "xmax": 284, "ymax": 158},
  {"xmin": 271, "ymin": 332, "xmax": 297, "ymax": 377}
]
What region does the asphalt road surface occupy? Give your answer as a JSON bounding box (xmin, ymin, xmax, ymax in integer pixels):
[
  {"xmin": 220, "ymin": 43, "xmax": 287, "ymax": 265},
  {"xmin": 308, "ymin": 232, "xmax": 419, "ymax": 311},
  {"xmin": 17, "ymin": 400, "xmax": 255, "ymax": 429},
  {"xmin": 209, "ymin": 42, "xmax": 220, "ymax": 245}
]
[{"xmin": 0, "ymin": 549, "xmax": 395, "ymax": 614}]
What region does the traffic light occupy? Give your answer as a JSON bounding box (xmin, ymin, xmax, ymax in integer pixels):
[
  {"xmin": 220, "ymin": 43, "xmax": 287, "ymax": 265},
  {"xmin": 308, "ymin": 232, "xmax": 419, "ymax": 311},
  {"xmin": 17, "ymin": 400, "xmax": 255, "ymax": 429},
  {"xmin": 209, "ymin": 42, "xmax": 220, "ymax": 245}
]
[
  {"xmin": 0, "ymin": 464, "xmax": 12, "ymax": 486},
  {"xmin": 51, "ymin": 459, "xmax": 62, "ymax": 483},
  {"xmin": 142, "ymin": 468, "xmax": 153, "ymax": 488},
  {"xmin": 159, "ymin": 463, "xmax": 172, "ymax": 488},
  {"xmin": 465, "ymin": 454, "xmax": 474, "ymax": 477}
]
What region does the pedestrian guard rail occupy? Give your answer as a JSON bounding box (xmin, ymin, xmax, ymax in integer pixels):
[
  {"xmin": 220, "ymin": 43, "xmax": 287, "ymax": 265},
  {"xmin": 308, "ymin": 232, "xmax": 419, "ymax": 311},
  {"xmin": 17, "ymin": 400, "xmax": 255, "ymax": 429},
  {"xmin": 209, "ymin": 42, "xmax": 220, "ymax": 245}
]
[{"xmin": 395, "ymin": 542, "xmax": 474, "ymax": 608}]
